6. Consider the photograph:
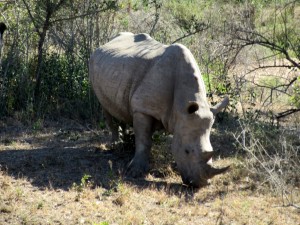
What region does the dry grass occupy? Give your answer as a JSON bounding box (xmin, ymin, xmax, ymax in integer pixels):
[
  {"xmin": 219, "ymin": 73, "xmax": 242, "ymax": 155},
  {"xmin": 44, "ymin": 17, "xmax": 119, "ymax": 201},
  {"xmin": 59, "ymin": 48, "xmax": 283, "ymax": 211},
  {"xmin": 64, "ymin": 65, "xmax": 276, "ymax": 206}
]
[{"xmin": 0, "ymin": 118, "xmax": 299, "ymax": 225}]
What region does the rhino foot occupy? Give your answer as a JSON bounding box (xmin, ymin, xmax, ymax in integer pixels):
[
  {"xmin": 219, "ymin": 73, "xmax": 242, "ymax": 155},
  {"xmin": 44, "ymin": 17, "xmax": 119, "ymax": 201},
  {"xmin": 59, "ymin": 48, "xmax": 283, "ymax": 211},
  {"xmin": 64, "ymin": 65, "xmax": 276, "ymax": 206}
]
[{"xmin": 126, "ymin": 158, "xmax": 149, "ymax": 178}]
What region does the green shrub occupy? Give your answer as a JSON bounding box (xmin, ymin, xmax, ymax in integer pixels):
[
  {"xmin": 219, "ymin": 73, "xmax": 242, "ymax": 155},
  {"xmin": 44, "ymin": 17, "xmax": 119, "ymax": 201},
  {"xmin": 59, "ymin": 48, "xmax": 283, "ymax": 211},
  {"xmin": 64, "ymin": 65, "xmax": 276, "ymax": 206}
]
[{"xmin": 0, "ymin": 52, "xmax": 101, "ymax": 121}]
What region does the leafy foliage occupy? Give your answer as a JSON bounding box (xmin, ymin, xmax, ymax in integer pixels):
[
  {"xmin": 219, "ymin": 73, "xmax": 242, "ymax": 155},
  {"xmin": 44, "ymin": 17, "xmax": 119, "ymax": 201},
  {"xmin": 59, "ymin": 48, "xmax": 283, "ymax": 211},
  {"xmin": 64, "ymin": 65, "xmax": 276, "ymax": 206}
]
[{"xmin": 0, "ymin": 0, "xmax": 299, "ymax": 123}]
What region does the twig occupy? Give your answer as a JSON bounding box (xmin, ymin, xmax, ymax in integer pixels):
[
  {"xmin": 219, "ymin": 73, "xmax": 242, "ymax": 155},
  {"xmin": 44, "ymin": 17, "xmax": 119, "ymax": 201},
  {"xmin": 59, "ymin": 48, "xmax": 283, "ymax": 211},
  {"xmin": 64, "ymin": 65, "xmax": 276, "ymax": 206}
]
[
  {"xmin": 276, "ymin": 109, "xmax": 300, "ymax": 120},
  {"xmin": 172, "ymin": 23, "xmax": 209, "ymax": 44}
]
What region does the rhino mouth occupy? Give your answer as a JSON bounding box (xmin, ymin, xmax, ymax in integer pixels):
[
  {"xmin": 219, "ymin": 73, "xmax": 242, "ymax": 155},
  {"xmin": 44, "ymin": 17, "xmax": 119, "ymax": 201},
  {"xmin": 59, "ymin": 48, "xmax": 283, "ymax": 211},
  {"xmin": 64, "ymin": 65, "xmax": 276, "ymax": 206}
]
[{"xmin": 182, "ymin": 176, "xmax": 209, "ymax": 188}]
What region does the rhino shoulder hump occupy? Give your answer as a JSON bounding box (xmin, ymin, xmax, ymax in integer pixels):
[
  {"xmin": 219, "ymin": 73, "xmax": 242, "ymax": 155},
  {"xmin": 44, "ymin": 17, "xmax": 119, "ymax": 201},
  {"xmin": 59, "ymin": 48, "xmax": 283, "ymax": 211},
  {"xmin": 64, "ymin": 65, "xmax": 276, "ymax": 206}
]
[{"xmin": 134, "ymin": 33, "xmax": 151, "ymax": 42}]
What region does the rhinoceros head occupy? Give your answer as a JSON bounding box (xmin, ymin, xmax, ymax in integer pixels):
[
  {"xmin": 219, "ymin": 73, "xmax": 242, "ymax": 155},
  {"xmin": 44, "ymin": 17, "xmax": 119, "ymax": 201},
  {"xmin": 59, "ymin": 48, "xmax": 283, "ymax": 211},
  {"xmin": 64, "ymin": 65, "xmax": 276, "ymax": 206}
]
[{"xmin": 171, "ymin": 97, "xmax": 229, "ymax": 188}]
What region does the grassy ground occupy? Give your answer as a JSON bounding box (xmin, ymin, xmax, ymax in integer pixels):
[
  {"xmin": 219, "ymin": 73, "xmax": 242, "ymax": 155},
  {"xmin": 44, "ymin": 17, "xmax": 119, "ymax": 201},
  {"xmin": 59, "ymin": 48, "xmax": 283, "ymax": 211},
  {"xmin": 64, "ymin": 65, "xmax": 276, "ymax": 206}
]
[{"xmin": 0, "ymin": 118, "xmax": 299, "ymax": 225}]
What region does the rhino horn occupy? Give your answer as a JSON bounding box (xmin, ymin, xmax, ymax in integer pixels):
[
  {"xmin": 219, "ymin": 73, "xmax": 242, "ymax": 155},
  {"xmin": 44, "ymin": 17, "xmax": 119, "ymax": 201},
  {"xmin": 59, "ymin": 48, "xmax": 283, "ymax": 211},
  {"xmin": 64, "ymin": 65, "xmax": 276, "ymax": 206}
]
[
  {"xmin": 206, "ymin": 165, "xmax": 230, "ymax": 179},
  {"xmin": 210, "ymin": 96, "xmax": 229, "ymax": 115},
  {"xmin": 201, "ymin": 151, "xmax": 214, "ymax": 163}
]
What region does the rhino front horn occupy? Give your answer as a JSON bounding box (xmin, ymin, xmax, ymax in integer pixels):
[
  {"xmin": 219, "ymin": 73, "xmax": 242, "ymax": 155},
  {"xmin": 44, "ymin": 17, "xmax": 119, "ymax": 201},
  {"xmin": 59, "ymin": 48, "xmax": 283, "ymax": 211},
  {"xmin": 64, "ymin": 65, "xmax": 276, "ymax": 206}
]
[
  {"xmin": 211, "ymin": 96, "xmax": 229, "ymax": 115},
  {"xmin": 206, "ymin": 165, "xmax": 230, "ymax": 179}
]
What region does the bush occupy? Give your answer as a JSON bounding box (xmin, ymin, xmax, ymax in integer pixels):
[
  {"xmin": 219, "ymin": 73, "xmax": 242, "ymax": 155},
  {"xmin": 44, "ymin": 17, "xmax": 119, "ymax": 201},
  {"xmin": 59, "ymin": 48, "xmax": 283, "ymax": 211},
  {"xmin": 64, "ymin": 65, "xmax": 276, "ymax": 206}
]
[
  {"xmin": 234, "ymin": 120, "xmax": 300, "ymax": 206},
  {"xmin": 0, "ymin": 52, "xmax": 101, "ymax": 121},
  {"xmin": 0, "ymin": 54, "xmax": 33, "ymax": 117}
]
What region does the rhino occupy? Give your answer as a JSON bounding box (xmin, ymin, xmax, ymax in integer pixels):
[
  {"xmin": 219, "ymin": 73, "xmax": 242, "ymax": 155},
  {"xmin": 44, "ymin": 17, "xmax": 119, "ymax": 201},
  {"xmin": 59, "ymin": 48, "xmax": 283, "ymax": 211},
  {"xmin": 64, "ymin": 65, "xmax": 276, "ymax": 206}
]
[
  {"xmin": 0, "ymin": 22, "xmax": 7, "ymax": 58},
  {"xmin": 89, "ymin": 32, "xmax": 229, "ymax": 187}
]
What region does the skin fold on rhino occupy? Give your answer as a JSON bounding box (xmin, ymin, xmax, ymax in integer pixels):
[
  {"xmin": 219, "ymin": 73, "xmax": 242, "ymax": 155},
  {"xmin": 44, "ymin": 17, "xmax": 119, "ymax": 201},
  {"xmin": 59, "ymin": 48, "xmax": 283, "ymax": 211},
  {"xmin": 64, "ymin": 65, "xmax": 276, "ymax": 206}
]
[{"xmin": 89, "ymin": 32, "xmax": 229, "ymax": 188}]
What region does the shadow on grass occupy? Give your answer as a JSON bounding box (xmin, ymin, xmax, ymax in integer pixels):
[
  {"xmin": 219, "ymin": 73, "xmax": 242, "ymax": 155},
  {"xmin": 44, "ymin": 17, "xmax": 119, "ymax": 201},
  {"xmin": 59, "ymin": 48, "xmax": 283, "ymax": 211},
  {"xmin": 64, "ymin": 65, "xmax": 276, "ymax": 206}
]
[
  {"xmin": 0, "ymin": 144, "xmax": 217, "ymax": 199},
  {"xmin": 0, "ymin": 144, "xmax": 132, "ymax": 189},
  {"xmin": 0, "ymin": 118, "xmax": 235, "ymax": 198}
]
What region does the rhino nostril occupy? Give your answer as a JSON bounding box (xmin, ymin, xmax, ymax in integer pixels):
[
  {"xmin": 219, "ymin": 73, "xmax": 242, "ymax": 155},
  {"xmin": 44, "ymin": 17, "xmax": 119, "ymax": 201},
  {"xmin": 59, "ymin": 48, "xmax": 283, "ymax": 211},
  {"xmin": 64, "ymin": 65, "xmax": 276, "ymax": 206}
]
[
  {"xmin": 182, "ymin": 175, "xmax": 194, "ymax": 186},
  {"xmin": 182, "ymin": 176, "xmax": 189, "ymax": 184}
]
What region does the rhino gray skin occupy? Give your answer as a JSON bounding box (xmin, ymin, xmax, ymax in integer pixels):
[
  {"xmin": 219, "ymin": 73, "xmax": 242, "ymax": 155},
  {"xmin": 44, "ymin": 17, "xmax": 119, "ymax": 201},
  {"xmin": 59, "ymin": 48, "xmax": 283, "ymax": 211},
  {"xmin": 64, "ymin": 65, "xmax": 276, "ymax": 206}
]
[{"xmin": 89, "ymin": 32, "xmax": 229, "ymax": 188}]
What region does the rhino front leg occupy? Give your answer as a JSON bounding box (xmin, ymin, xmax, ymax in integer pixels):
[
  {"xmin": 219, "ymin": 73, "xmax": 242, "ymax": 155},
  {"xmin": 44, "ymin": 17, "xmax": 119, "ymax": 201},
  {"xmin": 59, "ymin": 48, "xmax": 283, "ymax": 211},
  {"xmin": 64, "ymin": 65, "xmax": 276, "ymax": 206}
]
[
  {"xmin": 127, "ymin": 112, "xmax": 153, "ymax": 177},
  {"xmin": 103, "ymin": 109, "xmax": 119, "ymax": 143}
]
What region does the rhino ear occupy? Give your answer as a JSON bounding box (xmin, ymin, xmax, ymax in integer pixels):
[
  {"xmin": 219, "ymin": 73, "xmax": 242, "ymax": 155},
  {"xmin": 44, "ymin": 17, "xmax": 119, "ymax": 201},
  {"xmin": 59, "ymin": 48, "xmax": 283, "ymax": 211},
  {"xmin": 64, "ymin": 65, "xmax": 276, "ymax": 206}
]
[
  {"xmin": 210, "ymin": 96, "xmax": 229, "ymax": 115},
  {"xmin": 187, "ymin": 101, "xmax": 199, "ymax": 114}
]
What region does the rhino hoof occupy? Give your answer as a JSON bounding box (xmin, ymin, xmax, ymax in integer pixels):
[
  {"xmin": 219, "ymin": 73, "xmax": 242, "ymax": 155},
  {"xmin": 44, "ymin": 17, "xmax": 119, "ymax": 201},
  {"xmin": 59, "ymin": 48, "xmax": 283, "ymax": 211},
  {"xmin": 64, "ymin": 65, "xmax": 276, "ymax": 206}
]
[{"xmin": 126, "ymin": 160, "xmax": 149, "ymax": 178}]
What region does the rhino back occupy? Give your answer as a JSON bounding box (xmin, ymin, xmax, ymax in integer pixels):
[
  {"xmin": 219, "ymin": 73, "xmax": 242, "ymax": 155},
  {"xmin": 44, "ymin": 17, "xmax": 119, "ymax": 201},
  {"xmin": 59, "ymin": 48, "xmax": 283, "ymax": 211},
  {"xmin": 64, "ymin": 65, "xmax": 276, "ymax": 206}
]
[{"xmin": 89, "ymin": 33, "xmax": 166, "ymax": 123}]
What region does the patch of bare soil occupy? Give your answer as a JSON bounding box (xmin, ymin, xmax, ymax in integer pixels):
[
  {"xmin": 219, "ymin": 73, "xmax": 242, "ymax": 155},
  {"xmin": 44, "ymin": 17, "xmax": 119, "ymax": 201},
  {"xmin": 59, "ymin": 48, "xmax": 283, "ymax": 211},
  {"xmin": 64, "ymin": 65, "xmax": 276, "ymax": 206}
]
[{"xmin": 0, "ymin": 118, "xmax": 299, "ymax": 225}]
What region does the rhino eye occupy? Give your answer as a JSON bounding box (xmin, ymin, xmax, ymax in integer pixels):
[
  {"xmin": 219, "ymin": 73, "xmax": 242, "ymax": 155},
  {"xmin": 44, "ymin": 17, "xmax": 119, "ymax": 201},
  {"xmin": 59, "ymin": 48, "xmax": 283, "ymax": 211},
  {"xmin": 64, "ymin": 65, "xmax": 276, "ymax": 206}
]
[
  {"xmin": 185, "ymin": 149, "xmax": 190, "ymax": 155},
  {"xmin": 187, "ymin": 102, "xmax": 199, "ymax": 114}
]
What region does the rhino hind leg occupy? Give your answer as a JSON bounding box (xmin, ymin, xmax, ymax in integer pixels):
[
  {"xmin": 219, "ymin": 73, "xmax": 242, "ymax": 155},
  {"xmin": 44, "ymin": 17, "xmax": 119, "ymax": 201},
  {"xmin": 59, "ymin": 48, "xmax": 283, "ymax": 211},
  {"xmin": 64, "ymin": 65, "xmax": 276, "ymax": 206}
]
[
  {"xmin": 127, "ymin": 112, "xmax": 154, "ymax": 177},
  {"xmin": 103, "ymin": 109, "xmax": 120, "ymax": 143}
]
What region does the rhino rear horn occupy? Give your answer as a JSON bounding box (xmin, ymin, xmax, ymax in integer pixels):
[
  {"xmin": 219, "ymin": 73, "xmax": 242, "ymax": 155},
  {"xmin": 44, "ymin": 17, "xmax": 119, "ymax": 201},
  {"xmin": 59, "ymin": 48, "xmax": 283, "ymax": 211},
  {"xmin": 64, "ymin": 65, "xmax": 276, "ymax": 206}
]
[
  {"xmin": 201, "ymin": 151, "xmax": 214, "ymax": 163},
  {"xmin": 210, "ymin": 96, "xmax": 229, "ymax": 115}
]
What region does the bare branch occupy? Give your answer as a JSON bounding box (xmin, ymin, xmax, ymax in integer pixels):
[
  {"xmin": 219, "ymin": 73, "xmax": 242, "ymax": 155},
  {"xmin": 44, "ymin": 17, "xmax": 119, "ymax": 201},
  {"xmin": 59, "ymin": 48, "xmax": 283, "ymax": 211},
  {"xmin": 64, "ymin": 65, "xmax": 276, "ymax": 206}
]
[
  {"xmin": 233, "ymin": 28, "xmax": 300, "ymax": 69},
  {"xmin": 149, "ymin": 0, "xmax": 162, "ymax": 36},
  {"xmin": 21, "ymin": 0, "xmax": 42, "ymax": 36},
  {"xmin": 50, "ymin": 6, "xmax": 115, "ymax": 24},
  {"xmin": 172, "ymin": 23, "xmax": 209, "ymax": 44},
  {"xmin": 243, "ymin": 76, "xmax": 297, "ymax": 96},
  {"xmin": 276, "ymin": 108, "xmax": 300, "ymax": 120}
]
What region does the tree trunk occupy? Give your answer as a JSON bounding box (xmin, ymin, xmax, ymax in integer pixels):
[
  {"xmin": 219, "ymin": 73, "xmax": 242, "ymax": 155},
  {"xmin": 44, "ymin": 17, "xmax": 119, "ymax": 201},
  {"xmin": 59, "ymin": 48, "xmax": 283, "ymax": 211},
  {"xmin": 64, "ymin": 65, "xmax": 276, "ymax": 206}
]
[{"xmin": 33, "ymin": 15, "xmax": 51, "ymax": 110}]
